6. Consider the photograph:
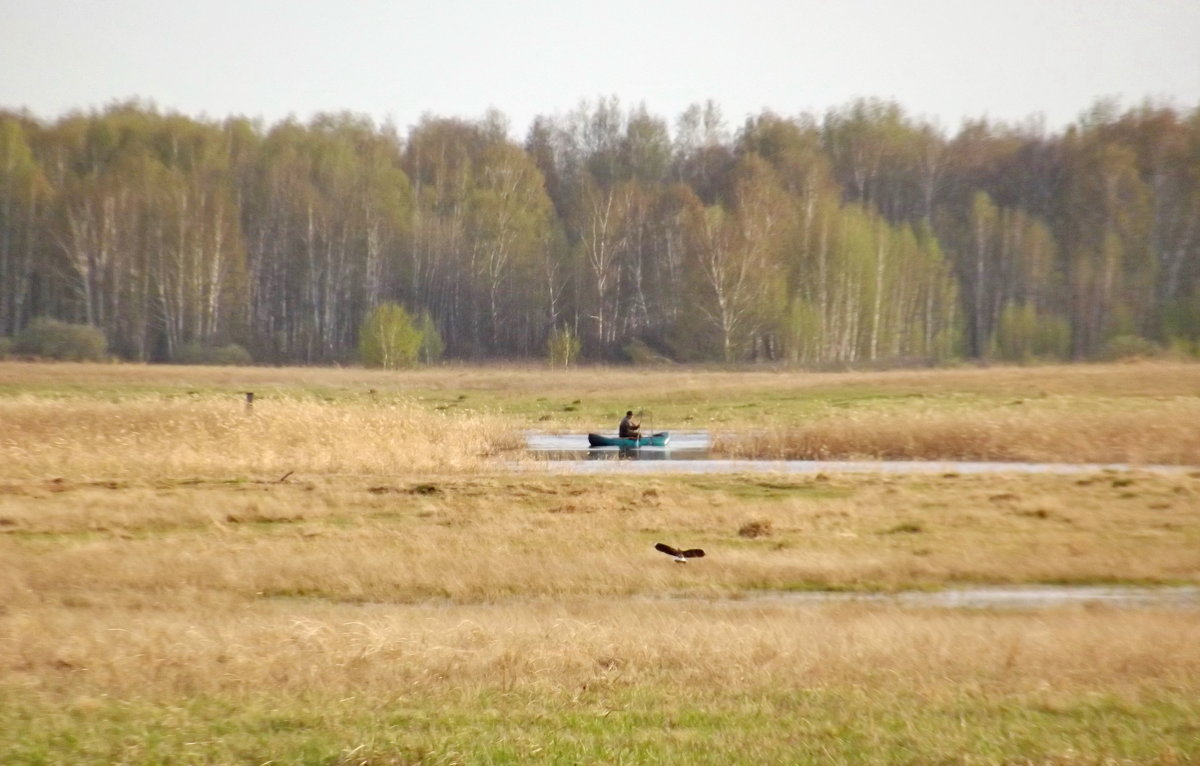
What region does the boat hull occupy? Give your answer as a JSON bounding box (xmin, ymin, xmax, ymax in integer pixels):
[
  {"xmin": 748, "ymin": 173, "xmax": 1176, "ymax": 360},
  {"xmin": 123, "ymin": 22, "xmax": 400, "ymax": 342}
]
[{"xmin": 587, "ymin": 432, "xmax": 670, "ymax": 448}]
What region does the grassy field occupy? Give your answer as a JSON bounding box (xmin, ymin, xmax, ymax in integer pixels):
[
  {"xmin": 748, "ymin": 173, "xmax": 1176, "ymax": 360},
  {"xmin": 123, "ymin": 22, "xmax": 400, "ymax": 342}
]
[
  {"xmin": 2, "ymin": 360, "xmax": 1199, "ymax": 764},
  {"xmin": 3, "ymin": 358, "xmax": 1199, "ymax": 463}
]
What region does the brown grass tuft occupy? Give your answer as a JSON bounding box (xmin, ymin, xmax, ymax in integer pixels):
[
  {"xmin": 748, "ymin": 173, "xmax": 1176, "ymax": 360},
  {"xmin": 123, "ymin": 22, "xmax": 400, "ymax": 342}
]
[{"xmin": 738, "ymin": 519, "xmax": 773, "ymax": 538}]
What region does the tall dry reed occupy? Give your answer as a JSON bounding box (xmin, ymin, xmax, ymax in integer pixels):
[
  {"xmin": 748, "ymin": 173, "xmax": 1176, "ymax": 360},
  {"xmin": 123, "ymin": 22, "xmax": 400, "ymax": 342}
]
[
  {"xmin": 0, "ymin": 394, "xmax": 520, "ymax": 481},
  {"xmin": 715, "ymin": 398, "xmax": 1200, "ymax": 463}
]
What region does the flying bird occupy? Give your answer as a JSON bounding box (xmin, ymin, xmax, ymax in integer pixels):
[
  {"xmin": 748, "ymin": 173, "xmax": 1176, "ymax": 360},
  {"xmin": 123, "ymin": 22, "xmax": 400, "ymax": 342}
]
[{"xmin": 655, "ymin": 542, "xmax": 705, "ymax": 563}]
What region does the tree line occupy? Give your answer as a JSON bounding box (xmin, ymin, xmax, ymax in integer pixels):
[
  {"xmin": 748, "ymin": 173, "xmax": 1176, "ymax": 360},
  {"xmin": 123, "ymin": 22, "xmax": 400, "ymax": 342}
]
[{"xmin": 0, "ymin": 97, "xmax": 1197, "ymax": 365}]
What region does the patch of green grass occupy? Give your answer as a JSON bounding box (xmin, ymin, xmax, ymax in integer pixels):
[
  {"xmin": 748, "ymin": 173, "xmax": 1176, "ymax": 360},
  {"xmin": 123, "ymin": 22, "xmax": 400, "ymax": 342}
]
[{"xmin": 4, "ymin": 687, "xmax": 1196, "ymax": 765}]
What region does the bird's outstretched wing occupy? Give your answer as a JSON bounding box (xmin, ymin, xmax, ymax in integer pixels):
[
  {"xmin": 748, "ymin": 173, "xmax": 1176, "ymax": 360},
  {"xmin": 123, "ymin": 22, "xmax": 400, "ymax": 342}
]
[
  {"xmin": 681, "ymin": 548, "xmax": 705, "ymax": 559},
  {"xmin": 655, "ymin": 542, "xmax": 681, "ymax": 557}
]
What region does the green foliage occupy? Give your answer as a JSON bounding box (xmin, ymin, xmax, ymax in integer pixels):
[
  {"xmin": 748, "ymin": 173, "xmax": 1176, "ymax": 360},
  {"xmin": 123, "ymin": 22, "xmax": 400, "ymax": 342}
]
[
  {"xmin": 1166, "ymin": 337, "xmax": 1199, "ymax": 358},
  {"xmin": 547, "ymin": 325, "xmax": 582, "ymax": 367},
  {"xmin": 175, "ymin": 342, "xmax": 254, "ymax": 366},
  {"xmin": 0, "ymin": 337, "xmax": 12, "ymax": 358},
  {"xmin": 665, "ymin": 302, "xmax": 720, "ymax": 363},
  {"xmin": 781, "ymin": 299, "xmax": 821, "ymax": 364},
  {"xmin": 622, "ymin": 338, "xmax": 672, "ymax": 364},
  {"xmin": 1163, "ymin": 295, "xmax": 1200, "ymax": 354},
  {"xmin": 930, "ymin": 325, "xmax": 966, "ymax": 362},
  {"xmin": 994, "ymin": 303, "xmax": 1071, "ymax": 362},
  {"xmin": 416, "ymin": 312, "xmax": 444, "ymax": 364},
  {"xmin": 2, "ymin": 100, "xmax": 1199, "ymax": 366},
  {"xmin": 359, "ymin": 303, "xmax": 422, "ymax": 369},
  {"xmin": 1099, "ymin": 334, "xmax": 1162, "ymax": 361},
  {"xmin": 14, "ymin": 318, "xmax": 108, "ymax": 361}
]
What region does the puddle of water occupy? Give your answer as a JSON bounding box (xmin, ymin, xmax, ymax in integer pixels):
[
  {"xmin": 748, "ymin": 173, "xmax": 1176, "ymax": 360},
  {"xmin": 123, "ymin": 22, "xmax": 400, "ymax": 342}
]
[{"xmin": 691, "ymin": 585, "xmax": 1200, "ymax": 611}]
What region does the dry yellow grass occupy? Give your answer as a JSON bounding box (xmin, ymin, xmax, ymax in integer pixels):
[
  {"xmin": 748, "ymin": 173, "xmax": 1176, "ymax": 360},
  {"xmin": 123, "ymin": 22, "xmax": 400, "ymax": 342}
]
[
  {"xmin": 715, "ymin": 398, "xmax": 1200, "ymax": 463},
  {"xmin": 4, "ymin": 475, "xmax": 1199, "ymax": 738},
  {"xmin": 0, "ymin": 393, "xmax": 518, "ymax": 481},
  {"xmin": 8, "ymin": 597, "xmax": 1199, "ymax": 704},
  {"xmin": 5, "ymin": 359, "xmax": 1198, "ymax": 465},
  {"xmin": 3, "ymin": 358, "xmax": 1198, "ymax": 399},
  {"xmin": 2, "ymin": 361, "xmax": 1200, "ymax": 762},
  {"xmin": 3, "ymin": 473, "xmax": 1197, "ymax": 611}
]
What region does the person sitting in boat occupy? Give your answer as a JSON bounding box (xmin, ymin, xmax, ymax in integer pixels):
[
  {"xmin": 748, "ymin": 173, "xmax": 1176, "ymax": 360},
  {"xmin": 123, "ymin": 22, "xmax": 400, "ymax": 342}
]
[{"xmin": 619, "ymin": 411, "xmax": 641, "ymax": 439}]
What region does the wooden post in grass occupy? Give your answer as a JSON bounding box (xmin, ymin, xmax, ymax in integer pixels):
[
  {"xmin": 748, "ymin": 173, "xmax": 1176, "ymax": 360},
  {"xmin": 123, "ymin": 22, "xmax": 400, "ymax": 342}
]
[{"xmin": 244, "ymin": 392, "xmax": 255, "ymax": 414}]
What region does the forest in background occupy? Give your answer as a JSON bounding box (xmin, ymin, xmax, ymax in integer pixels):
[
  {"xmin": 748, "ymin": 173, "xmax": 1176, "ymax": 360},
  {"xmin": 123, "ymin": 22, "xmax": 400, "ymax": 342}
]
[{"xmin": 0, "ymin": 97, "xmax": 1198, "ymax": 365}]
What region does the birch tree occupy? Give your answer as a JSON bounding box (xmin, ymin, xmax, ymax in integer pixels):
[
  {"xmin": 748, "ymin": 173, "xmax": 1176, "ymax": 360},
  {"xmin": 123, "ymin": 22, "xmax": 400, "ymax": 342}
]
[{"xmin": 0, "ymin": 116, "xmax": 49, "ymax": 337}]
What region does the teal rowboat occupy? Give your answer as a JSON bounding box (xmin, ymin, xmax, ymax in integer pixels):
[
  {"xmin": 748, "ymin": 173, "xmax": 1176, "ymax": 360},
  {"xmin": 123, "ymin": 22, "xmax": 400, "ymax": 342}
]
[{"xmin": 587, "ymin": 432, "xmax": 670, "ymax": 448}]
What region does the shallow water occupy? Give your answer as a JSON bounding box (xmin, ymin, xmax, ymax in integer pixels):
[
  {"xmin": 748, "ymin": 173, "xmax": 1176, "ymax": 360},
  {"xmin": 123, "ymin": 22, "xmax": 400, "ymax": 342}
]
[
  {"xmin": 526, "ymin": 430, "xmax": 712, "ymax": 461},
  {"xmin": 704, "ymin": 585, "xmax": 1200, "ymax": 611},
  {"xmin": 521, "ymin": 432, "xmax": 1193, "ymax": 475},
  {"xmin": 523, "ymin": 458, "xmax": 1193, "ymax": 475}
]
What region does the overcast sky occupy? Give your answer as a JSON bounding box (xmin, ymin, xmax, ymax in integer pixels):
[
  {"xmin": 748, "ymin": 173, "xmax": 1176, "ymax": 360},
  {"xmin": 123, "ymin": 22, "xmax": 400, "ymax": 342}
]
[{"xmin": 3, "ymin": 0, "xmax": 1198, "ymax": 137}]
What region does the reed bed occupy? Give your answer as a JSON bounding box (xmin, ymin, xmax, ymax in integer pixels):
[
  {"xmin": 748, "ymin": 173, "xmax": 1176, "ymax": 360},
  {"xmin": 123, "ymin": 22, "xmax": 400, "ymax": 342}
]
[
  {"xmin": 713, "ymin": 396, "xmax": 1200, "ymax": 464},
  {"xmin": 0, "ymin": 393, "xmax": 519, "ymax": 481}
]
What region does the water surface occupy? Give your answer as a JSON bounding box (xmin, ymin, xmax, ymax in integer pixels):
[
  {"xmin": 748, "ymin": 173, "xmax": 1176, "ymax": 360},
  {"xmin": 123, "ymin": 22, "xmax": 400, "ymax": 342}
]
[
  {"xmin": 725, "ymin": 585, "xmax": 1200, "ymax": 610},
  {"xmin": 526, "ymin": 430, "xmax": 711, "ymax": 460},
  {"xmin": 521, "ymin": 432, "xmax": 1192, "ymax": 475},
  {"xmin": 524, "ymin": 458, "xmax": 1192, "ymax": 475}
]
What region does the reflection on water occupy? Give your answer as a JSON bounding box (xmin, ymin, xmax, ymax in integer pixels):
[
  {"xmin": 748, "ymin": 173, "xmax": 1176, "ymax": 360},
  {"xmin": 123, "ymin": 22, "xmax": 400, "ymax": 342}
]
[
  {"xmin": 526, "ymin": 431, "xmax": 712, "ymax": 461},
  {"xmin": 533, "ymin": 448, "xmax": 709, "ymax": 461},
  {"xmin": 521, "ymin": 432, "xmax": 1194, "ymax": 475},
  {"xmin": 524, "ymin": 459, "xmax": 1193, "ymax": 475}
]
